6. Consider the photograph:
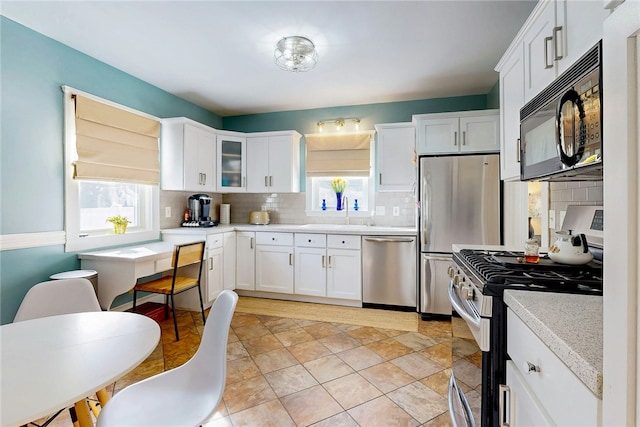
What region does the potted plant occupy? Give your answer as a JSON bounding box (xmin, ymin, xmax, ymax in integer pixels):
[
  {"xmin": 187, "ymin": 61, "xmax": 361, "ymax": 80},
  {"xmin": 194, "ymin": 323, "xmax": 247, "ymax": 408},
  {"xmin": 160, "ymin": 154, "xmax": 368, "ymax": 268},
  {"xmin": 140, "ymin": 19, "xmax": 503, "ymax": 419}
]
[
  {"xmin": 331, "ymin": 178, "xmax": 347, "ymax": 211},
  {"xmin": 107, "ymin": 215, "xmax": 130, "ymax": 234}
]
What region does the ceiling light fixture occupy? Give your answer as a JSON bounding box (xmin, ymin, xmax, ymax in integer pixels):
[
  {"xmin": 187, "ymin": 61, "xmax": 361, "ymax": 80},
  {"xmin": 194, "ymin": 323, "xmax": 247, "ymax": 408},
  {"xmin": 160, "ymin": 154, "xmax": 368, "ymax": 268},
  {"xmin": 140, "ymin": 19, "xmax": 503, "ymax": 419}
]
[
  {"xmin": 317, "ymin": 118, "xmax": 360, "ymax": 132},
  {"xmin": 274, "ymin": 36, "xmax": 318, "ymax": 72}
]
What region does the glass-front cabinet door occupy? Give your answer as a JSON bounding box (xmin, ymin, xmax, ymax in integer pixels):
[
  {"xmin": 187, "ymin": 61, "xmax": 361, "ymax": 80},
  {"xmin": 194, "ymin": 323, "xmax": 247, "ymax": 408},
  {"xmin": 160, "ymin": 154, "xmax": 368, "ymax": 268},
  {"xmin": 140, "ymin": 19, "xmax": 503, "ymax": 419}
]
[{"xmin": 217, "ymin": 133, "xmax": 247, "ymax": 192}]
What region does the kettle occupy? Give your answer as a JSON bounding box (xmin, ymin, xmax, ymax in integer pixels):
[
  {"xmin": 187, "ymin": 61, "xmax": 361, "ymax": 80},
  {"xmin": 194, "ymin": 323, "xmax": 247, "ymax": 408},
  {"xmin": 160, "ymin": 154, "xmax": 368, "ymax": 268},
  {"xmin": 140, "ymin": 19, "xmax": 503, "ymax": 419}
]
[{"xmin": 548, "ymin": 230, "xmax": 594, "ymax": 265}]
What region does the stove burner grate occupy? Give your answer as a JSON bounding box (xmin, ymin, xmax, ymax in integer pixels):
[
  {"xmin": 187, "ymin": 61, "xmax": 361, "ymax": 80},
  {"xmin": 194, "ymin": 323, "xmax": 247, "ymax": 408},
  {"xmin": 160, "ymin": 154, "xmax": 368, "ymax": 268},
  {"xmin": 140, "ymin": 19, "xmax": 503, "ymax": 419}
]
[{"xmin": 457, "ymin": 248, "xmax": 603, "ymax": 293}]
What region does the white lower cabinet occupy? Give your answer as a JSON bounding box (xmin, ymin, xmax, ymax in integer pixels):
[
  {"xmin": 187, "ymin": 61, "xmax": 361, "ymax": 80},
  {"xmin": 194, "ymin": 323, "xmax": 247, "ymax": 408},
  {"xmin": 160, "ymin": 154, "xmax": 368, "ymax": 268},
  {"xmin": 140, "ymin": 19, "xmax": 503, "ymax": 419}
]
[
  {"xmin": 223, "ymin": 232, "xmax": 236, "ymax": 290},
  {"xmin": 294, "ymin": 233, "xmax": 361, "ymax": 301},
  {"xmin": 326, "ymin": 247, "xmax": 361, "ymax": 300},
  {"xmin": 235, "ymin": 231, "xmax": 255, "ymax": 290},
  {"xmin": 504, "ymin": 308, "xmax": 601, "ymax": 426},
  {"xmin": 294, "ymin": 233, "xmax": 327, "ymax": 297},
  {"xmin": 504, "ymin": 361, "xmax": 553, "ymax": 426},
  {"xmin": 206, "ymin": 246, "xmax": 223, "ymax": 301},
  {"xmin": 255, "ymin": 232, "xmax": 294, "ymax": 293}
]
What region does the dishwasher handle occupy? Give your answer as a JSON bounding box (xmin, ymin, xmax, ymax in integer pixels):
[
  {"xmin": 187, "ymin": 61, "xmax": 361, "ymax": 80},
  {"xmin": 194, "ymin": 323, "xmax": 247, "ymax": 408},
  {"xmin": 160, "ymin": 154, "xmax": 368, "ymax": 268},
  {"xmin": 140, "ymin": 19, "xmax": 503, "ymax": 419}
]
[{"xmin": 364, "ymin": 237, "xmax": 415, "ymax": 243}]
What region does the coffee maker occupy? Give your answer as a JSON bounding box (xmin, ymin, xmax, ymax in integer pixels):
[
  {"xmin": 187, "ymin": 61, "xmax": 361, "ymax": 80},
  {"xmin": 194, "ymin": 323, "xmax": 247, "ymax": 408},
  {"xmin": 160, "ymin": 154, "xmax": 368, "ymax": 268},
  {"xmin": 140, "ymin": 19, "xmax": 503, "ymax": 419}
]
[{"xmin": 184, "ymin": 194, "xmax": 217, "ymax": 227}]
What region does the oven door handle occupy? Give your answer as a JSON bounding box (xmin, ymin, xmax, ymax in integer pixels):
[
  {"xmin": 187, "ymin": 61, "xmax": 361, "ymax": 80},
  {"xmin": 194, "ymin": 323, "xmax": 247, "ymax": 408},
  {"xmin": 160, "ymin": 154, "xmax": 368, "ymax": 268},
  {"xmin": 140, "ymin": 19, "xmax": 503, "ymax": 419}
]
[
  {"xmin": 448, "ymin": 372, "xmax": 476, "ymax": 427},
  {"xmin": 448, "ymin": 279, "xmax": 482, "ymax": 329}
]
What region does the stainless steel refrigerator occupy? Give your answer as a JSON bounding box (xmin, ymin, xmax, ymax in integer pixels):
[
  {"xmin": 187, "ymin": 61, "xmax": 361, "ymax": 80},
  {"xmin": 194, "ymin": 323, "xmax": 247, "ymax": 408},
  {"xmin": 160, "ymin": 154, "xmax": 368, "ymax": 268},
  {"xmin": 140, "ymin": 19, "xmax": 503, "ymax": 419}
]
[{"xmin": 419, "ymin": 154, "xmax": 501, "ymax": 317}]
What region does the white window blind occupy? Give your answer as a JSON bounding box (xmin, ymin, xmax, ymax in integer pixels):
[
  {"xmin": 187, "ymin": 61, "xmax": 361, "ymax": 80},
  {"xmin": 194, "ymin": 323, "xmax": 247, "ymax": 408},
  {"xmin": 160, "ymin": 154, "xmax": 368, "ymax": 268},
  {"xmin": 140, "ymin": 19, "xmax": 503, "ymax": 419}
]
[
  {"xmin": 305, "ymin": 132, "xmax": 372, "ymax": 177},
  {"xmin": 74, "ymin": 95, "xmax": 161, "ymax": 184}
]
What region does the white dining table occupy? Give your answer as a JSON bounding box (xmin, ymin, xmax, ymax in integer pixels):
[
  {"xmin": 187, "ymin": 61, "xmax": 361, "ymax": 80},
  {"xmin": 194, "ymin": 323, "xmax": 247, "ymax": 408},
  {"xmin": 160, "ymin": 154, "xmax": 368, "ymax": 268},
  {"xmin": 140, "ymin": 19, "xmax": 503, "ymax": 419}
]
[{"xmin": 0, "ymin": 311, "xmax": 161, "ymax": 427}]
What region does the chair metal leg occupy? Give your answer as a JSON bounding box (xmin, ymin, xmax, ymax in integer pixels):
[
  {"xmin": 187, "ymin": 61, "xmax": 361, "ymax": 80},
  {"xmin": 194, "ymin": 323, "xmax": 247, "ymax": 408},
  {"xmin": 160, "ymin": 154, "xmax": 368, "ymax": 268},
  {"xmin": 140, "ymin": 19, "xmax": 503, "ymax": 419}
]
[
  {"xmin": 164, "ymin": 295, "xmax": 170, "ymax": 319},
  {"xmin": 132, "ymin": 290, "xmax": 138, "ymax": 312},
  {"xmin": 197, "ymin": 284, "xmax": 206, "ymax": 326},
  {"xmin": 170, "ymin": 294, "xmax": 179, "ymax": 341}
]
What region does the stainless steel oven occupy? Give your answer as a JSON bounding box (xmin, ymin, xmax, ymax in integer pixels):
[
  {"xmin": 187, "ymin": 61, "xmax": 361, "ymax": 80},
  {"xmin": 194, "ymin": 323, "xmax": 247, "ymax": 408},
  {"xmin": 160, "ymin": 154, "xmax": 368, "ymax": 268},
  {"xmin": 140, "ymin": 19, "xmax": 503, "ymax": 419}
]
[
  {"xmin": 520, "ymin": 41, "xmax": 602, "ymax": 181},
  {"xmin": 447, "ymin": 206, "xmax": 604, "ymax": 427}
]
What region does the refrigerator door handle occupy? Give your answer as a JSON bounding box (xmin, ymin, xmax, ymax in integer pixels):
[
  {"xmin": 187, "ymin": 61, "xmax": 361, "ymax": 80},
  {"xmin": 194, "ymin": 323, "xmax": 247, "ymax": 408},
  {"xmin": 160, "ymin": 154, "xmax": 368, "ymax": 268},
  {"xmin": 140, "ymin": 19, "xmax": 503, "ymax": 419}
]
[{"xmin": 424, "ymin": 255, "xmax": 451, "ymax": 262}]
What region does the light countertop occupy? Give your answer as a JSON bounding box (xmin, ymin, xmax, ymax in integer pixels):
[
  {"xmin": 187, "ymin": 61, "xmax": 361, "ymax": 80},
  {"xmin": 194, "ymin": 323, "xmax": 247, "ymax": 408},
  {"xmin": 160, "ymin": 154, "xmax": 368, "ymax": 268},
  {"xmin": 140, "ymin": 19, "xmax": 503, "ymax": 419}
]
[
  {"xmin": 77, "ymin": 241, "xmax": 175, "ymax": 261},
  {"xmin": 162, "ymin": 223, "xmax": 417, "ymax": 236},
  {"xmin": 504, "ymin": 290, "xmax": 603, "ymax": 399}
]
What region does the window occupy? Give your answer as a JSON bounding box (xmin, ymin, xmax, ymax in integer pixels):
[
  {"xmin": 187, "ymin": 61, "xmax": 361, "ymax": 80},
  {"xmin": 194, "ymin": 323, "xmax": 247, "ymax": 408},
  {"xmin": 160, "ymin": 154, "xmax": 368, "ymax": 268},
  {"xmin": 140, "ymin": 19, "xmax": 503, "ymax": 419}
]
[
  {"xmin": 63, "ymin": 86, "xmax": 160, "ymax": 252},
  {"xmin": 307, "ymin": 177, "xmax": 371, "ymax": 214},
  {"xmin": 304, "ymin": 132, "xmax": 374, "ymax": 217}
]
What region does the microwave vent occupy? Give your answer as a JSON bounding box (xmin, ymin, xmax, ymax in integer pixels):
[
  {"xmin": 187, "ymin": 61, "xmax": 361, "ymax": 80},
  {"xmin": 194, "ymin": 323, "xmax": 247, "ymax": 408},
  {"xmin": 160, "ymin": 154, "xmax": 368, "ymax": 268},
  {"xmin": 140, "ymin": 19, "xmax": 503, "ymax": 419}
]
[{"xmin": 520, "ymin": 41, "xmax": 601, "ymax": 121}]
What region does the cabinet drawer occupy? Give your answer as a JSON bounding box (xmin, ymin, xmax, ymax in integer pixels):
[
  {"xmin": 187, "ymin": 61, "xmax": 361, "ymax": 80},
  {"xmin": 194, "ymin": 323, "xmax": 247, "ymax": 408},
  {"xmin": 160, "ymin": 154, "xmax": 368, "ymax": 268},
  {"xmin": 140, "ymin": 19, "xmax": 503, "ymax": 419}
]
[
  {"xmin": 507, "ymin": 309, "xmax": 600, "ymax": 426},
  {"xmin": 207, "ymin": 233, "xmax": 224, "ymax": 248},
  {"xmin": 327, "ymin": 234, "xmax": 361, "ymax": 250},
  {"xmin": 295, "ymin": 233, "xmax": 327, "ymax": 248},
  {"xmin": 256, "ymin": 232, "xmax": 294, "ymax": 246}
]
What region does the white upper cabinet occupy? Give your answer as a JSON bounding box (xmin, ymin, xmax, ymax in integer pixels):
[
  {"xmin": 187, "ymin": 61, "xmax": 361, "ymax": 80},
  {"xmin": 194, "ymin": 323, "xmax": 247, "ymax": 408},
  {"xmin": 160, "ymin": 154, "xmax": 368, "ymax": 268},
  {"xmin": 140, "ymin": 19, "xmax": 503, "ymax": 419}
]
[
  {"xmin": 217, "ymin": 132, "xmax": 247, "ymax": 193},
  {"xmin": 246, "ymin": 131, "xmax": 301, "ymax": 193},
  {"xmin": 414, "ymin": 110, "xmax": 499, "ymax": 155},
  {"xmin": 497, "ymin": 0, "xmax": 607, "ymax": 180},
  {"xmin": 374, "ymin": 123, "xmax": 416, "ymax": 192},
  {"xmin": 523, "ymin": 0, "xmax": 608, "ymax": 102},
  {"xmin": 161, "ymin": 118, "xmax": 216, "ymax": 192},
  {"xmin": 497, "ymin": 44, "xmax": 525, "ymax": 181}
]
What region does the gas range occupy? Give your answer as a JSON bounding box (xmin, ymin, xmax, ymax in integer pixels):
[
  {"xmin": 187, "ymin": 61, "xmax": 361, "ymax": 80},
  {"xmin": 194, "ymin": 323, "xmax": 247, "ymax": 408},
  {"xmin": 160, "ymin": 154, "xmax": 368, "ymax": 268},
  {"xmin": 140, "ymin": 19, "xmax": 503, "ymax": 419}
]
[{"xmin": 452, "ymin": 248, "xmax": 603, "ymax": 297}]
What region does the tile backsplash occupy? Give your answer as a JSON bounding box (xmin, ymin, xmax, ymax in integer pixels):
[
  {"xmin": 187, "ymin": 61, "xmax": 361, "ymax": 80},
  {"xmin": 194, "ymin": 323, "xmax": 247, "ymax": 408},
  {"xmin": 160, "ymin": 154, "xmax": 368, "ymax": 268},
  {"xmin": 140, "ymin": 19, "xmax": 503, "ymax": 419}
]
[
  {"xmin": 549, "ymin": 180, "xmax": 603, "ymax": 229},
  {"xmin": 160, "ymin": 190, "xmax": 416, "ymax": 229}
]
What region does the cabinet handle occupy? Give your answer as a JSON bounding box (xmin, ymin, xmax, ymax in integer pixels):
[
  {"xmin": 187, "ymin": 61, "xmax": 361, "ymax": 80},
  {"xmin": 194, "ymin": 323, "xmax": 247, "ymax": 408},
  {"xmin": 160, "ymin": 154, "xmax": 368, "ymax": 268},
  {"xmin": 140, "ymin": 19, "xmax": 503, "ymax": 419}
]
[
  {"xmin": 270, "ymin": 176, "xmax": 273, "ymax": 187},
  {"xmin": 289, "ymin": 253, "xmax": 293, "ymax": 266},
  {"xmin": 322, "ymin": 255, "xmax": 325, "ymax": 268},
  {"xmin": 265, "ymin": 176, "xmax": 268, "ymax": 187},
  {"xmin": 250, "ymin": 237, "xmax": 254, "ymax": 249},
  {"xmin": 544, "ymin": 36, "xmax": 553, "ymax": 69},
  {"xmin": 498, "ymin": 384, "xmax": 511, "ymax": 427},
  {"xmin": 516, "ymin": 138, "xmax": 521, "ymax": 163},
  {"xmin": 462, "ymin": 131, "xmax": 466, "ymax": 146},
  {"xmin": 454, "ymin": 131, "xmax": 458, "ymax": 146},
  {"xmin": 526, "ymin": 361, "xmax": 541, "ymax": 374},
  {"xmin": 379, "ymin": 173, "xmax": 382, "ymax": 185},
  {"xmin": 328, "ymin": 256, "xmax": 332, "ymax": 268},
  {"xmin": 208, "ymin": 257, "xmax": 213, "ymax": 271},
  {"xmin": 203, "ymin": 173, "xmax": 206, "ymax": 185},
  {"xmin": 553, "ymin": 26, "xmax": 563, "ymax": 60}
]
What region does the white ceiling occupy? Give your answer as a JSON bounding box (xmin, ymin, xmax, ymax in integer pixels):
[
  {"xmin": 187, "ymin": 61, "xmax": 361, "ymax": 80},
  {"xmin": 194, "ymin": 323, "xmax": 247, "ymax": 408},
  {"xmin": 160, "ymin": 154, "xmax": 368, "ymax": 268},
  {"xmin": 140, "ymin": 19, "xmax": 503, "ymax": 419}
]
[{"xmin": 1, "ymin": 0, "xmax": 537, "ymax": 117}]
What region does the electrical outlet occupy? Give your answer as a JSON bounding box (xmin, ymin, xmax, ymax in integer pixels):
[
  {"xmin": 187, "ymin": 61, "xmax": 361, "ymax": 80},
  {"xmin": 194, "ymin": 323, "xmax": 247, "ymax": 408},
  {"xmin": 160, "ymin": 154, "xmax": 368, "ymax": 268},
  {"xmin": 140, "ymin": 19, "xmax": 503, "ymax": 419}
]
[
  {"xmin": 165, "ymin": 206, "xmax": 172, "ymax": 218},
  {"xmin": 375, "ymin": 206, "xmax": 386, "ymax": 216},
  {"xmin": 393, "ymin": 206, "xmax": 400, "ymax": 216}
]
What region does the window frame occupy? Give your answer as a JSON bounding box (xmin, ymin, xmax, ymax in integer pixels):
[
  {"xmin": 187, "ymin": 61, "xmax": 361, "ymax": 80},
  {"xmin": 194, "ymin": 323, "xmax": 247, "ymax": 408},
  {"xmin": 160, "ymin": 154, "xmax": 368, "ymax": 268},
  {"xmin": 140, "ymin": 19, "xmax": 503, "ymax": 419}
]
[
  {"xmin": 63, "ymin": 87, "xmax": 159, "ymax": 252},
  {"xmin": 305, "ymin": 176, "xmax": 374, "ymax": 218}
]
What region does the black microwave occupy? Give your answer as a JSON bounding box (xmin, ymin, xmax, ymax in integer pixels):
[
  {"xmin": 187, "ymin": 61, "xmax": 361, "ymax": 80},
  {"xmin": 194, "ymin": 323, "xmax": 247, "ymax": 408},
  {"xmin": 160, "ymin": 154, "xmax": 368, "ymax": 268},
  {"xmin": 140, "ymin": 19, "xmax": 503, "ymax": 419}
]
[{"xmin": 520, "ymin": 41, "xmax": 602, "ymax": 181}]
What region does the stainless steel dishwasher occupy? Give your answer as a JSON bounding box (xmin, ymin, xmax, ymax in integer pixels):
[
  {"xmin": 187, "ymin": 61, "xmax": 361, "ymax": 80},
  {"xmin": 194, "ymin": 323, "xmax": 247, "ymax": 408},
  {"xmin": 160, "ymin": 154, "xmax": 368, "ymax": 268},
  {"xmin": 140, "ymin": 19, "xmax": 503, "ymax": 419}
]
[{"xmin": 362, "ymin": 235, "xmax": 417, "ymax": 310}]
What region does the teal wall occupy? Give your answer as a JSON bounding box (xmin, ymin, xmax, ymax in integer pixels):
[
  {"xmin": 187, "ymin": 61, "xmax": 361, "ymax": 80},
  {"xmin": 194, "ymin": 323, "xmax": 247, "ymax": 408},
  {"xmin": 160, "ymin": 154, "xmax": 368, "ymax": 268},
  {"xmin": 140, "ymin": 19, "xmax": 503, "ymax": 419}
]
[
  {"xmin": 223, "ymin": 95, "xmax": 488, "ymax": 135},
  {"xmin": 223, "ymin": 96, "xmax": 490, "ymax": 191},
  {"xmin": 0, "ymin": 17, "xmax": 222, "ymax": 324},
  {"xmin": 487, "ymin": 81, "xmax": 500, "ymax": 109},
  {"xmin": 0, "ymin": 16, "xmax": 496, "ymax": 324}
]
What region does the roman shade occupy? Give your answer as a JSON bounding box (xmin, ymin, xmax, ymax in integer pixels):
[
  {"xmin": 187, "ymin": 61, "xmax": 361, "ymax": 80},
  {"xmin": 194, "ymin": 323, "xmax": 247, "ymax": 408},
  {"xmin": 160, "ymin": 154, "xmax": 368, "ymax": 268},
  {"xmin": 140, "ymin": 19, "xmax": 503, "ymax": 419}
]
[
  {"xmin": 73, "ymin": 95, "xmax": 161, "ymax": 184},
  {"xmin": 305, "ymin": 132, "xmax": 372, "ymax": 177}
]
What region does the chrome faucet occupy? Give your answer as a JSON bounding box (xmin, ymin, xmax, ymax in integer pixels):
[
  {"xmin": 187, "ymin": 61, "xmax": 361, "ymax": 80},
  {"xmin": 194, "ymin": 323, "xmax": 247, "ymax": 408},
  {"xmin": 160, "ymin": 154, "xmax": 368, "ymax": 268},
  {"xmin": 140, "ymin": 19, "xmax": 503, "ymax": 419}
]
[{"xmin": 343, "ymin": 195, "xmax": 349, "ymax": 224}]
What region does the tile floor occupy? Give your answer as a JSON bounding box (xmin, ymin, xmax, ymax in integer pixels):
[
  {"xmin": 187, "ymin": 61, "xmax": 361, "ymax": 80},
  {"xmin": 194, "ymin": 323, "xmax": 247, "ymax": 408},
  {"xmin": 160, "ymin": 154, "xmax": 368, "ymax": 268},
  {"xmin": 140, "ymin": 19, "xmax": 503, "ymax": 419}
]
[{"xmin": 40, "ymin": 305, "xmax": 455, "ymax": 427}]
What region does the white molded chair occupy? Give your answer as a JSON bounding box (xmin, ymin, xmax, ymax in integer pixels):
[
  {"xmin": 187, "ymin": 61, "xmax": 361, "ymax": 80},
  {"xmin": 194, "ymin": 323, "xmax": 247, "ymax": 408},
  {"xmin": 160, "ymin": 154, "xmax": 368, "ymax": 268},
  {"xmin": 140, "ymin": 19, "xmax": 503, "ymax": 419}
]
[
  {"xmin": 96, "ymin": 290, "xmax": 239, "ymax": 427},
  {"xmin": 14, "ymin": 278, "xmax": 106, "ymax": 427},
  {"xmin": 14, "ymin": 278, "xmax": 101, "ymax": 322}
]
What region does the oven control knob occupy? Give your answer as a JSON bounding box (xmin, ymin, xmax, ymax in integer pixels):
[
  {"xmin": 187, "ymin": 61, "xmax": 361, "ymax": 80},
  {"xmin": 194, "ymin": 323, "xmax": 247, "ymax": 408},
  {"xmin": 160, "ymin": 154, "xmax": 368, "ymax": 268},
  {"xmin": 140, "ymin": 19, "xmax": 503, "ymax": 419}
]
[
  {"xmin": 447, "ymin": 266, "xmax": 455, "ymax": 278},
  {"xmin": 452, "ymin": 275, "xmax": 460, "ymax": 286},
  {"xmin": 464, "ymin": 285, "xmax": 474, "ymax": 300}
]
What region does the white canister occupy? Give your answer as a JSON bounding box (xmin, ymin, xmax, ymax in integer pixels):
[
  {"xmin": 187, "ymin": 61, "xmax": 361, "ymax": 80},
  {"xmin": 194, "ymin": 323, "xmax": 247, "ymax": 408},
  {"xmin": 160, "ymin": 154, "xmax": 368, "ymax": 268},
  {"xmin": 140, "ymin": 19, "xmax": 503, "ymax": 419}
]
[{"xmin": 220, "ymin": 204, "xmax": 230, "ymax": 224}]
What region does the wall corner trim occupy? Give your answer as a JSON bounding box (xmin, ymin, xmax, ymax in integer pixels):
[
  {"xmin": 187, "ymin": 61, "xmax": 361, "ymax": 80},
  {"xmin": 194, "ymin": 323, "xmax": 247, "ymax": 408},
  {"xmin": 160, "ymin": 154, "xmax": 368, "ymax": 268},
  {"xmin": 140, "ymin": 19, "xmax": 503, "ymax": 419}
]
[{"xmin": 0, "ymin": 231, "xmax": 66, "ymax": 251}]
